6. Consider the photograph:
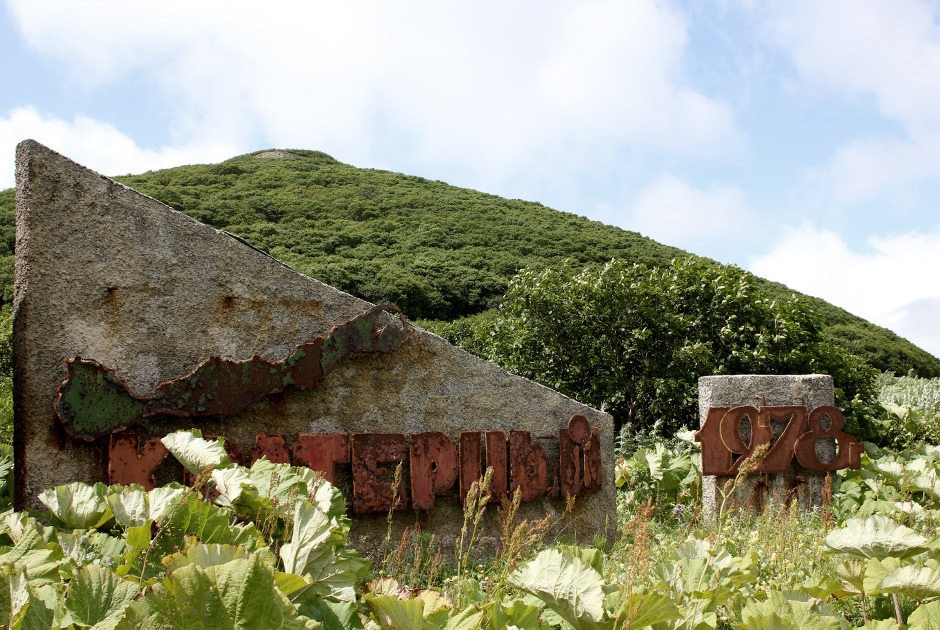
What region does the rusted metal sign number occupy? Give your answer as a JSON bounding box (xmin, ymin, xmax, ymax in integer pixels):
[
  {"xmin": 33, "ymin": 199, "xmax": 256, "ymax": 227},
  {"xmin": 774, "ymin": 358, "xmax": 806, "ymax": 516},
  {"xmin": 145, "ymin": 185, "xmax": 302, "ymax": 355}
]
[
  {"xmin": 108, "ymin": 414, "xmax": 602, "ymax": 513},
  {"xmin": 694, "ymin": 405, "xmax": 862, "ymax": 475}
]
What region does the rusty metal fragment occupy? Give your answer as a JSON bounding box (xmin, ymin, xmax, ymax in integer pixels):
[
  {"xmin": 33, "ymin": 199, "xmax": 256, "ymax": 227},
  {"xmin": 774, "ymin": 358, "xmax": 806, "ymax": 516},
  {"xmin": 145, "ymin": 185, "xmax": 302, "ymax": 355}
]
[
  {"xmin": 794, "ymin": 406, "xmax": 862, "ymax": 472},
  {"xmin": 351, "ymin": 433, "xmax": 409, "ymax": 513},
  {"xmin": 695, "ymin": 406, "xmax": 731, "ymax": 475},
  {"xmin": 509, "ymin": 431, "xmax": 549, "ymax": 502},
  {"xmin": 485, "ymin": 431, "xmax": 509, "ymax": 503},
  {"xmin": 458, "ymin": 432, "xmax": 482, "ymax": 504},
  {"xmin": 567, "ymin": 414, "xmax": 592, "ymax": 445},
  {"xmin": 293, "ymin": 434, "xmax": 349, "ymax": 484},
  {"xmin": 582, "ymin": 427, "xmax": 602, "ymax": 495},
  {"xmin": 720, "ymin": 405, "xmax": 772, "ymax": 474},
  {"xmin": 559, "ymin": 428, "xmax": 581, "ymax": 498},
  {"xmin": 409, "ymin": 432, "xmax": 458, "ymax": 510},
  {"xmin": 108, "ymin": 434, "xmax": 169, "ymax": 490},
  {"xmin": 54, "ymin": 303, "xmax": 411, "ymax": 441},
  {"xmin": 756, "ymin": 406, "xmax": 807, "ymax": 473},
  {"xmin": 252, "ymin": 434, "xmax": 291, "ymax": 465}
]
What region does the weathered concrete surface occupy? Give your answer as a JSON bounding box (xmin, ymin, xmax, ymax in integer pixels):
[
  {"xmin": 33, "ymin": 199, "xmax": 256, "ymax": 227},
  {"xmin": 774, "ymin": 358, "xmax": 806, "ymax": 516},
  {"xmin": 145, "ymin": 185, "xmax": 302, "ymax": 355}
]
[
  {"xmin": 13, "ymin": 140, "xmax": 616, "ymax": 555},
  {"xmin": 699, "ymin": 374, "xmax": 836, "ymax": 517}
]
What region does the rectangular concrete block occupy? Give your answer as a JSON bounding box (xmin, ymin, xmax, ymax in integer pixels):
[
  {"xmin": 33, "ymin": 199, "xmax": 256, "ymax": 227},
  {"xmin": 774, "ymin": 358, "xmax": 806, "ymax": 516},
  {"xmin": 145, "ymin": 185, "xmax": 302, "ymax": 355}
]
[{"xmin": 698, "ymin": 374, "xmax": 836, "ymax": 517}]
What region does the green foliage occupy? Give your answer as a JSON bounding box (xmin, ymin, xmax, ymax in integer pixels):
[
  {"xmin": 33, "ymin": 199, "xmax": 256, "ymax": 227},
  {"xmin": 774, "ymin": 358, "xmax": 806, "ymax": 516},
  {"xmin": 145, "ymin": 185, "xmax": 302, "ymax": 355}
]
[
  {"xmin": 615, "ymin": 434, "xmax": 701, "ymax": 518},
  {"xmin": 455, "ymin": 258, "xmax": 877, "ymax": 436},
  {"xmin": 15, "ymin": 427, "xmax": 940, "ymax": 626},
  {"xmin": 0, "ymin": 149, "xmax": 935, "ymax": 375},
  {"xmin": 873, "ymin": 372, "xmax": 940, "ymax": 448}
]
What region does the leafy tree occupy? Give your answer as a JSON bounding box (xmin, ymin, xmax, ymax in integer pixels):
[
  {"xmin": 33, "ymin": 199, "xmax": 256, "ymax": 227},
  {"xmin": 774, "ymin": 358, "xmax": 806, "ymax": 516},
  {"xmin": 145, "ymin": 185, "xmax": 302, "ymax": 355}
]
[{"xmin": 457, "ymin": 258, "xmax": 877, "ymax": 437}]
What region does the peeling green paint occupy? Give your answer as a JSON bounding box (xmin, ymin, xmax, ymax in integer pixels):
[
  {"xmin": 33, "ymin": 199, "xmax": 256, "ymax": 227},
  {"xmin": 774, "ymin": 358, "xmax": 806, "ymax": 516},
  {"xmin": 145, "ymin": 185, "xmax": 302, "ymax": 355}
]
[{"xmin": 54, "ymin": 303, "xmax": 410, "ymax": 441}]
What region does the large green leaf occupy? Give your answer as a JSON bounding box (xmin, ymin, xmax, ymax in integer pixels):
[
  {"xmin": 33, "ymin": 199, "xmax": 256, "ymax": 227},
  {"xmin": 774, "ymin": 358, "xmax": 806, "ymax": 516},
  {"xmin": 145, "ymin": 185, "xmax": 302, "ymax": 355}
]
[
  {"xmin": 106, "ymin": 484, "xmax": 188, "ymax": 528},
  {"xmin": 612, "ymin": 587, "xmax": 682, "ymax": 628},
  {"xmin": 738, "ymin": 591, "xmax": 845, "ymax": 630},
  {"xmin": 57, "ymin": 530, "xmax": 126, "ymax": 571},
  {"xmin": 278, "ymin": 499, "xmax": 363, "ymax": 603},
  {"xmin": 442, "ymin": 606, "xmax": 485, "ymax": 630},
  {"xmin": 862, "ymin": 557, "xmax": 902, "ymax": 594},
  {"xmin": 162, "ymin": 543, "xmax": 252, "ymax": 575},
  {"xmin": 296, "ymin": 598, "xmax": 363, "ymax": 630},
  {"xmin": 0, "ymin": 564, "xmax": 56, "ymax": 630},
  {"xmin": 116, "ymin": 554, "xmax": 313, "ymax": 630},
  {"xmin": 825, "ymin": 515, "xmax": 929, "ymax": 560},
  {"xmin": 118, "ymin": 491, "xmax": 268, "ymax": 582},
  {"xmin": 38, "ymin": 482, "xmax": 112, "ymax": 530},
  {"xmin": 154, "ymin": 491, "xmax": 268, "ymax": 553},
  {"xmin": 279, "ymin": 500, "xmax": 335, "ymax": 577},
  {"xmin": 0, "ymin": 526, "xmax": 61, "ymax": 581},
  {"xmin": 909, "ymin": 599, "xmax": 940, "ymax": 630},
  {"xmin": 485, "ymin": 599, "xmax": 543, "ymax": 630},
  {"xmin": 878, "ymin": 565, "xmax": 940, "ymax": 601},
  {"xmin": 366, "ymin": 595, "xmax": 426, "ymax": 630},
  {"xmin": 161, "ymin": 430, "xmax": 233, "ymax": 476},
  {"xmin": 507, "ymin": 548, "xmax": 607, "ymax": 630},
  {"xmin": 63, "ymin": 564, "xmax": 138, "ymax": 629}
]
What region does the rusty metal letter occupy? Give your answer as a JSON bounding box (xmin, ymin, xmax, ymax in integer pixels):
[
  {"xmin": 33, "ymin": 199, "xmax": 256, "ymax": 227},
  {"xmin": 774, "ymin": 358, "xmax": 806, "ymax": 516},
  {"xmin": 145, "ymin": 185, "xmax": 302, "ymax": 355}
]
[
  {"xmin": 794, "ymin": 406, "xmax": 863, "ymax": 472},
  {"xmin": 252, "ymin": 434, "xmax": 292, "ymax": 465},
  {"xmin": 582, "ymin": 427, "xmax": 602, "ymax": 495},
  {"xmin": 351, "ymin": 433, "xmax": 409, "ymax": 513},
  {"xmin": 409, "ymin": 432, "xmax": 458, "ymax": 510},
  {"xmin": 293, "ymin": 434, "xmax": 350, "ymax": 484},
  {"xmin": 756, "ymin": 406, "xmax": 807, "ymax": 473},
  {"xmin": 485, "ymin": 431, "xmax": 509, "ymax": 503},
  {"xmin": 559, "ymin": 428, "xmax": 581, "ymax": 498},
  {"xmin": 509, "ymin": 431, "xmax": 549, "ymax": 502},
  {"xmin": 459, "ymin": 432, "xmax": 482, "ymax": 504},
  {"xmin": 108, "ymin": 434, "xmax": 169, "ymax": 490},
  {"xmin": 695, "ymin": 406, "xmax": 732, "ymax": 475}
]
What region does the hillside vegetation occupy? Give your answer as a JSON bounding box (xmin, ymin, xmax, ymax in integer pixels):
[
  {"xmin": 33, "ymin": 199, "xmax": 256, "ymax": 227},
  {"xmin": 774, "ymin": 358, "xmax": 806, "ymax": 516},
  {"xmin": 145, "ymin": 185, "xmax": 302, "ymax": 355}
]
[{"xmin": 0, "ymin": 148, "xmax": 936, "ymax": 377}]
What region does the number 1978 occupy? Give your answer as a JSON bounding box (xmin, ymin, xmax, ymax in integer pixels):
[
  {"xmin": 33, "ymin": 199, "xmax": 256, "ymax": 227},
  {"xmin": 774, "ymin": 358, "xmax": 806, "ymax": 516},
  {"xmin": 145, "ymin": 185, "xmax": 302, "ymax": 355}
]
[{"xmin": 694, "ymin": 405, "xmax": 862, "ymax": 476}]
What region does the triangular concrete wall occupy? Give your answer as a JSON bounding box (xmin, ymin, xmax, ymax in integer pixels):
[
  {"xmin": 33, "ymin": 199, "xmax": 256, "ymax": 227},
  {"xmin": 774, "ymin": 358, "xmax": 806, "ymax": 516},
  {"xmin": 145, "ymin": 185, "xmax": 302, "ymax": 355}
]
[{"xmin": 13, "ymin": 140, "xmax": 615, "ymax": 552}]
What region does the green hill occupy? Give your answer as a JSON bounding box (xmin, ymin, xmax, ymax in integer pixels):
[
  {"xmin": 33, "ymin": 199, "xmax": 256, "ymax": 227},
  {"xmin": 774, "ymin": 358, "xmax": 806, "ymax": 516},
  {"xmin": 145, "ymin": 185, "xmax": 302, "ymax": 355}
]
[{"xmin": 0, "ymin": 148, "xmax": 936, "ymax": 377}]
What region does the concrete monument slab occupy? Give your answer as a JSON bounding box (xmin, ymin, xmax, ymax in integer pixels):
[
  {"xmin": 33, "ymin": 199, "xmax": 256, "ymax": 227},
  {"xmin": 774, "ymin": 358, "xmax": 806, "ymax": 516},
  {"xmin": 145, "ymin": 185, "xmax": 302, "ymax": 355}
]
[{"xmin": 13, "ymin": 140, "xmax": 616, "ymax": 554}]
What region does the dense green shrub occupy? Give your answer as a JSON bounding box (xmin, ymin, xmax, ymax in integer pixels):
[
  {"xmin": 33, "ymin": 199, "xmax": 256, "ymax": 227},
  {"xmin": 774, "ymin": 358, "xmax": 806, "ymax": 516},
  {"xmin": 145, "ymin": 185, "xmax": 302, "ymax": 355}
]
[{"xmin": 439, "ymin": 258, "xmax": 877, "ymax": 438}]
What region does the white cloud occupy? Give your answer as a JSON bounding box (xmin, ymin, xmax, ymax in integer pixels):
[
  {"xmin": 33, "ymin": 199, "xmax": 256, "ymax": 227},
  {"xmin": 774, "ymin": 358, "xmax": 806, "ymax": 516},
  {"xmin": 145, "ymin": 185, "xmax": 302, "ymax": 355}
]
[
  {"xmin": 763, "ymin": 0, "xmax": 940, "ymax": 205},
  {"xmin": 0, "ymin": 107, "xmax": 238, "ymax": 189},
  {"xmin": 767, "ymin": 0, "xmax": 940, "ymax": 133},
  {"xmin": 749, "ymin": 224, "xmax": 940, "ymax": 358},
  {"xmin": 808, "ymin": 135, "xmax": 940, "ymax": 206},
  {"xmin": 626, "ymin": 174, "xmax": 754, "ymax": 257},
  {"xmin": 6, "ymin": 0, "xmax": 739, "ymax": 196}
]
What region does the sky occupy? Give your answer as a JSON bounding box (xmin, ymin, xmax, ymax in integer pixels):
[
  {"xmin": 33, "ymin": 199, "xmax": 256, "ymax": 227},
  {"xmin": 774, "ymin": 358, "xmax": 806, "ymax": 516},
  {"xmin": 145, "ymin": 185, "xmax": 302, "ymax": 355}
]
[{"xmin": 1, "ymin": 0, "xmax": 938, "ymax": 360}]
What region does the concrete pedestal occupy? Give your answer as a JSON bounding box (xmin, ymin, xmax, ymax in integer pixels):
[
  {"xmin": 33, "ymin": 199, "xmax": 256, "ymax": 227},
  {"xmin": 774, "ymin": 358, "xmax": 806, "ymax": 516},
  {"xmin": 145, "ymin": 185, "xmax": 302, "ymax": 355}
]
[{"xmin": 699, "ymin": 374, "xmax": 836, "ymax": 517}]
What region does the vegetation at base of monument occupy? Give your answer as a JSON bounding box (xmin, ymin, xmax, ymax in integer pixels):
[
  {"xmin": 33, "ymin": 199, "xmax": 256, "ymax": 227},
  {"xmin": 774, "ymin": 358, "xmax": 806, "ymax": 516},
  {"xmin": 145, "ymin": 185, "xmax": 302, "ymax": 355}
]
[
  {"xmin": 7, "ymin": 431, "xmax": 940, "ymax": 627},
  {"xmin": 0, "ymin": 151, "xmax": 936, "ymax": 377},
  {"xmin": 424, "ymin": 258, "xmax": 881, "ymax": 441}
]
